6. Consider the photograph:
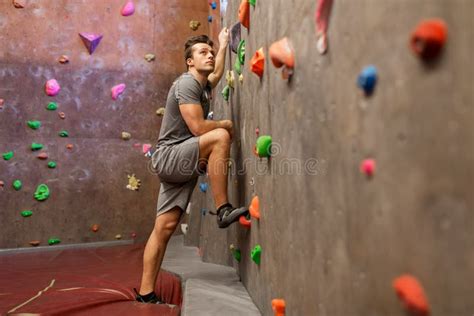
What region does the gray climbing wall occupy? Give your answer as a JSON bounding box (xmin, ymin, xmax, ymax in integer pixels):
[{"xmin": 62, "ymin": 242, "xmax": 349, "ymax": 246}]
[
  {"xmin": 0, "ymin": 0, "xmax": 209, "ymax": 248},
  {"xmin": 185, "ymin": 0, "xmax": 474, "ymax": 315}
]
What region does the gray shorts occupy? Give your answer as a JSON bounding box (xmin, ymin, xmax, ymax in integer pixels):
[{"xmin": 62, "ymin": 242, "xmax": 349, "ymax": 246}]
[{"xmin": 152, "ymin": 137, "xmax": 203, "ymax": 216}]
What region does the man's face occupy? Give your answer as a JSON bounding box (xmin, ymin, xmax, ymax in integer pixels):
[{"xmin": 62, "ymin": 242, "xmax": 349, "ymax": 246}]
[{"xmin": 188, "ymin": 43, "xmax": 215, "ymax": 73}]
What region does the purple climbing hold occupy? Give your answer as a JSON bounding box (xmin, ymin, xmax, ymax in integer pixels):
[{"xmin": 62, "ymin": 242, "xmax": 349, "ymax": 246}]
[
  {"xmin": 111, "ymin": 83, "xmax": 126, "ymax": 100},
  {"xmin": 45, "ymin": 79, "xmax": 60, "ymax": 96},
  {"xmin": 79, "ymin": 33, "xmax": 103, "ymax": 55},
  {"xmin": 121, "ymin": 1, "xmax": 135, "ymax": 16}
]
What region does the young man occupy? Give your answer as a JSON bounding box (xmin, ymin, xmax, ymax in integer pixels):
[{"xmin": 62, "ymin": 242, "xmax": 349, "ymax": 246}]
[{"xmin": 135, "ymin": 28, "xmax": 249, "ymax": 304}]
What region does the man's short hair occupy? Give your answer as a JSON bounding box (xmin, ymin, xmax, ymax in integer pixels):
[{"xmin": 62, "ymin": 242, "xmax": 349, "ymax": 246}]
[{"xmin": 184, "ymin": 35, "xmax": 214, "ymax": 63}]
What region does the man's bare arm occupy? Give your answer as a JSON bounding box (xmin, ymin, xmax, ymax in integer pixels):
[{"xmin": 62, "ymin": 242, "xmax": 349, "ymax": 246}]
[{"xmin": 179, "ymin": 104, "xmax": 232, "ymax": 136}]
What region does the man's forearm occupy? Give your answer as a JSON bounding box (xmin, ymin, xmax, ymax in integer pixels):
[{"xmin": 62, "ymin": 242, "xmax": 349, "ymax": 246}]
[
  {"xmin": 212, "ymin": 46, "xmax": 227, "ymax": 82},
  {"xmin": 196, "ymin": 119, "xmax": 228, "ymax": 136}
]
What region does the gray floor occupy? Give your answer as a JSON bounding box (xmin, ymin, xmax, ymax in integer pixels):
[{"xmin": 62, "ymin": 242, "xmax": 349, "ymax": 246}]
[{"xmin": 162, "ymin": 235, "xmax": 261, "ymax": 316}]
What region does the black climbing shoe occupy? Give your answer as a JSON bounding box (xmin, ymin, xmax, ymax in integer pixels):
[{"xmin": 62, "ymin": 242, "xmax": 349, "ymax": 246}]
[
  {"xmin": 134, "ymin": 288, "xmax": 163, "ymax": 304},
  {"xmin": 216, "ymin": 203, "xmax": 249, "ymax": 229}
]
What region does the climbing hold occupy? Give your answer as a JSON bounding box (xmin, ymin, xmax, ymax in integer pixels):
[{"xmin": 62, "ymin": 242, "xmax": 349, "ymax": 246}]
[
  {"xmin": 410, "ymin": 19, "xmax": 447, "ymax": 60},
  {"xmin": 315, "ymin": 0, "xmax": 334, "ymax": 55},
  {"xmin": 207, "ymin": 111, "xmax": 214, "ymax": 120},
  {"xmin": 393, "ymin": 274, "xmax": 430, "ymax": 315},
  {"xmin": 239, "ymin": 213, "xmax": 251, "ymax": 228},
  {"xmin": 229, "ymin": 244, "xmax": 242, "ymax": 262},
  {"xmin": 121, "ymin": 132, "xmax": 131, "ymax": 140},
  {"xmin": 251, "ymin": 244, "xmax": 262, "ymax": 265},
  {"xmin": 79, "ymin": 33, "xmax": 103, "ymax": 55},
  {"xmin": 131, "ymin": 232, "xmax": 137, "ymax": 238},
  {"xmin": 189, "ymin": 20, "xmax": 201, "ymax": 31},
  {"xmin": 13, "ymin": 180, "xmax": 22, "ymax": 191},
  {"xmin": 121, "ymin": 1, "xmax": 135, "ymax": 16},
  {"xmin": 239, "ymin": 74, "xmax": 244, "ymax": 83},
  {"xmin": 48, "ymin": 238, "xmax": 61, "ymax": 245},
  {"xmin": 272, "ymin": 299, "xmax": 286, "ymax": 316},
  {"xmin": 29, "ymin": 240, "xmax": 40, "ymax": 247},
  {"xmin": 156, "ymin": 107, "xmax": 165, "ymax": 116},
  {"xmin": 31, "ymin": 143, "xmax": 43, "ymax": 151},
  {"xmin": 357, "ymin": 65, "xmax": 378, "ymax": 95},
  {"xmin": 210, "ymin": 1, "xmax": 217, "ymax": 9},
  {"xmin": 27, "ymin": 120, "xmax": 41, "ymax": 130},
  {"xmin": 208, "ymin": 15, "xmax": 213, "ymax": 23},
  {"xmin": 222, "ymin": 85, "xmax": 230, "ymax": 101},
  {"xmin": 226, "ymin": 70, "xmax": 235, "ymax": 88},
  {"xmin": 3, "ymin": 151, "xmax": 13, "ymax": 161},
  {"xmin": 249, "ymin": 0, "xmax": 256, "ymax": 7},
  {"xmin": 48, "ymin": 161, "xmax": 57, "ymax": 168},
  {"xmin": 142, "ymin": 144, "xmax": 152, "ymax": 154},
  {"xmin": 234, "ymin": 40, "xmax": 246, "ymax": 74},
  {"xmin": 0, "ymin": 180, "xmax": 4, "ymax": 188},
  {"xmin": 255, "ymin": 135, "xmax": 272, "ymax": 158},
  {"xmin": 21, "ymin": 210, "xmax": 33, "ymax": 217},
  {"xmin": 144, "ymin": 53, "xmax": 156, "ymax": 62},
  {"xmin": 360, "ymin": 158, "xmax": 376, "ymax": 178},
  {"xmin": 58, "ymin": 55, "xmax": 69, "ymax": 64},
  {"xmin": 234, "ymin": 58, "xmax": 242, "ymax": 75},
  {"xmin": 111, "ymin": 83, "xmax": 126, "ymax": 100},
  {"xmin": 201, "ymin": 208, "xmax": 208, "ymax": 216},
  {"xmin": 199, "ymin": 182, "xmax": 208, "ymax": 192},
  {"xmin": 249, "ymin": 196, "xmax": 260, "ymax": 219},
  {"xmin": 230, "ymin": 22, "xmax": 242, "ymax": 54},
  {"xmin": 0, "ymin": 98, "xmax": 4, "ymax": 109},
  {"xmin": 238, "ymin": 0, "xmax": 250, "ymax": 29},
  {"xmin": 37, "ymin": 152, "xmax": 48, "ymax": 160},
  {"xmin": 115, "ymin": 234, "xmax": 122, "ymax": 240},
  {"xmin": 181, "ymin": 223, "xmax": 188, "ymax": 235},
  {"xmin": 12, "ymin": 0, "xmax": 25, "ymax": 8},
  {"xmin": 250, "ymin": 47, "xmax": 265, "ymax": 78},
  {"xmin": 45, "ymin": 79, "xmax": 61, "ymax": 96},
  {"xmin": 58, "ymin": 130, "xmax": 69, "ymax": 137},
  {"xmin": 46, "ymin": 102, "xmax": 58, "ymax": 111},
  {"xmin": 66, "ymin": 144, "xmax": 74, "ymax": 150},
  {"xmin": 58, "ymin": 112, "xmax": 66, "ymax": 119},
  {"xmin": 255, "ymin": 127, "xmax": 260, "ymax": 136},
  {"xmin": 269, "ymin": 37, "xmax": 295, "ymax": 79},
  {"xmin": 91, "ymin": 224, "xmax": 100, "ymax": 232},
  {"xmin": 126, "ymin": 174, "xmax": 141, "ymax": 191},
  {"xmin": 34, "ymin": 184, "xmax": 50, "ymax": 201}
]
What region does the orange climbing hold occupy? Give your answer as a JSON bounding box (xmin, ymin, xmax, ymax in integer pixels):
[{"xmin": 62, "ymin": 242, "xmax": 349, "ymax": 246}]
[
  {"xmin": 269, "ymin": 37, "xmax": 295, "ymax": 79},
  {"xmin": 239, "ymin": 214, "xmax": 251, "ymax": 228},
  {"xmin": 250, "ymin": 48, "xmax": 265, "ymax": 78},
  {"xmin": 410, "ymin": 19, "xmax": 447, "ymax": 60},
  {"xmin": 37, "ymin": 153, "xmax": 48, "ymax": 160},
  {"xmin": 271, "ymin": 299, "xmax": 286, "ymax": 316},
  {"xmin": 66, "ymin": 144, "xmax": 74, "ymax": 150},
  {"xmin": 91, "ymin": 224, "xmax": 100, "ymax": 232},
  {"xmin": 238, "ymin": 0, "xmax": 250, "ymax": 29},
  {"xmin": 393, "ymin": 274, "xmax": 430, "ymax": 315},
  {"xmin": 249, "ymin": 196, "xmax": 260, "ymax": 219}
]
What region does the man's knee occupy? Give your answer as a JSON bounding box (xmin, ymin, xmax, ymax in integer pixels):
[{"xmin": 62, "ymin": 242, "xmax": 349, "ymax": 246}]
[{"xmin": 155, "ymin": 211, "xmax": 180, "ymax": 238}]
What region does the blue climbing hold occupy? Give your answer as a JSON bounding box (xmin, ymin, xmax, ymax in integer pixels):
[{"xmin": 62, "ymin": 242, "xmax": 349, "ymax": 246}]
[
  {"xmin": 211, "ymin": 1, "xmax": 217, "ymax": 10},
  {"xmin": 357, "ymin": 65, "xmax": 378, "ymax": 95},
  {"xmin": 201, "ymin": 208, "xmax": 208, "ymax": 216},
  {"xmin": 199, "ymin": 182, "xmax": 208, "ymax": 192},
  {"xmin": 208, "ymin": 15, "xmax": 213, "ymax": 23}
]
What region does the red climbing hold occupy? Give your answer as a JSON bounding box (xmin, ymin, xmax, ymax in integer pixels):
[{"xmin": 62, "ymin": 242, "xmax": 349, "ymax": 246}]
[
  {"xmin": 239, "ymin": 214, "xmax": 251, "ymax": 228},
  {"xmin": 58, "ymin": 112, "xmax": 66, "ymax": 119},
  {"xmin": 29, "ymin": 240, "xmax": 40, "ymax": 247},
  {"xmin": 249, "ymin": 196, "xmax": 260, "ymax": 219},
  {"xmin": 269, "ymin": 37, "xmax": 295, "ymax": 79},
  {"xmin": 91, "ymin": 224, "xmax": 100, "ymax": 232},
  {"xmin": 0, "ymin": 180, "xmax": 4, "ymax": 188},
  {"xmin": 393, "ymin": 274, "xmax": 430, "ymax": 315},
  {"xmin": 272, "ymin": 299, "xmax": 286, "ymax": 316},
  {"xmin": 66, "ymin": 144, "xmax": 74, "ymax": 150},
  {"xmin": 410, "ymin": 19, "xmax": 447, "ymax": 60},
  {"xmin": 37, "ymin": 153, "xmax": 48, "ymax": 160},
  {"xmin": 238, "ymin": 0, "xmax": 250, "ymax": 29},
  {"xmin": 314, "ymin": 0, "xmax": 334, "ymax": 54},
  {"xmin": 360, "ymin": 158, "xmax": 376, "ymax": 178},
  {"xmin": 250, "ymin": 48, "xmax": 265, "ymax": 78},
  {"xmin": 0, "ymin": 98, "xmax": 4, "ymax": 109}
]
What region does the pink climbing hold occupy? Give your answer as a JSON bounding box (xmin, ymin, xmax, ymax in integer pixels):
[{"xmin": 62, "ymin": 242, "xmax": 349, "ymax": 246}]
[
  {"xmin": 79, "ymin": 33, "xmax": 103, "ymax": 55},
  {"xmin": 111, "ymin": 83, "xmax": 126, "ymax": 100},
  {"xmin": 142, "ymin": 144, "xmax": 152, "ymax": 154},
  {"xmin": 315, "ymin": 0, "xmax": 334, "ymax": 54},
  {"xmin": 360, "ymin": 158, "xmax": 376, "ymax": 178},
  {"xmin": 121, "ymin": 1, "xmax": 135, "ymax": 16},
  {"xmin": 45, "ymin": 79, "xmax": 60, "ymax": 96}
]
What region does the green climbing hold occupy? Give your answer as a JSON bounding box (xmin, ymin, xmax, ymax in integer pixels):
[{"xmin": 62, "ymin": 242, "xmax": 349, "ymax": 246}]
[
  {"xmin": 237, "ymin": 40, "xmax": 245, "ymax": 65},
  {"xmin": 31, "ymin": 143, "xmax": 43, "ymax": 151},
  {"xmin": 27, "ymin": 120, "xmax": 41, "ymax": 130},
  {"xmin": 48, "ymin": 161, "xmax": 57, "ymax": 168},
  {"xmin": 58, "ymin": 130, "xmax": 69, "ymax": 137},
  {"xmin": 21, "ymin": 210, "xmax": 33, "ymax": 217},
  {"xmin": 2, "ymin": 151, "xmax": 13, "ymax": 160},
  {"xmin": 251, "ymin": 244, "xmax": 262, "ymax": 265},
  {"xmin": 234, "ymin": 57, "xmax": 242, "ymax": 75},
  {"xmin": 13, "ymin": 180, "xmax": 22, "ymax": 191},
  {"xmin": 46, "ymin": 102, "xmax": 58, "ymax": 110},
  {"xmin": 34, "ymin": 184, "xmax": 50, "ymax": 201},
  {"xmin": 222, "ymin": 85, "xmax": 230, "ymax": 101},
  {"xmin": 249, "ymin": 0, "xmax": 256, "ymax": 6},
  {"xmin": 232, "ymin": 249, "xmax": 242, "ymax": 262},
  {"xmin": 256, "ymin": 135, "xmax": 272, "ymax": 158},
  {"xmin": 48, "ymin": 238, "xmax": 61, "ymax": 245}
]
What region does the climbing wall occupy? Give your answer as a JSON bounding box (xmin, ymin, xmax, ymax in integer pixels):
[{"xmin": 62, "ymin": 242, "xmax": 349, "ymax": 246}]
[
  {"xmin": 0, "ymin": 0, "xmax": 210, "ymax": 248},
  {"xmin": 186, "ymin": 0, "xmax": 474, "ymax": 315}
]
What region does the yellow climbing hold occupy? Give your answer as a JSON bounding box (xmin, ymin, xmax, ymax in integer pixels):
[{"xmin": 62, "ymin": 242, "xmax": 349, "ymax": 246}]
[{"xmin": 126, "ymin": 174, "xmax": 141, "ymax": 191}]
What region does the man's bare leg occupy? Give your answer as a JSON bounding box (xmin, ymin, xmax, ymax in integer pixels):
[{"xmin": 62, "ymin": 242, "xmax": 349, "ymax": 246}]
[
  {"xmin": 138, "ymin": 206, "xmax": 181, "ymax": 296},
  {"xmin": 198, "ymin": 128, "xmax": 231, "ymax": 208}
]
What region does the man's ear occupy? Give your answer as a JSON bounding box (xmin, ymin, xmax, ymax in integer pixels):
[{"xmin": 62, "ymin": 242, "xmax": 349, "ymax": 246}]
[{"xmin": 186, "ymin": 57, "xmax": 194, "ymax": 67}]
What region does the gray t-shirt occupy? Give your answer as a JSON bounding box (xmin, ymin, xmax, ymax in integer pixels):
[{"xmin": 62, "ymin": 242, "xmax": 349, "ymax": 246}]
[{"xmin": 157, "ymin": 73, "xmax": 211, "ymax": 146}]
